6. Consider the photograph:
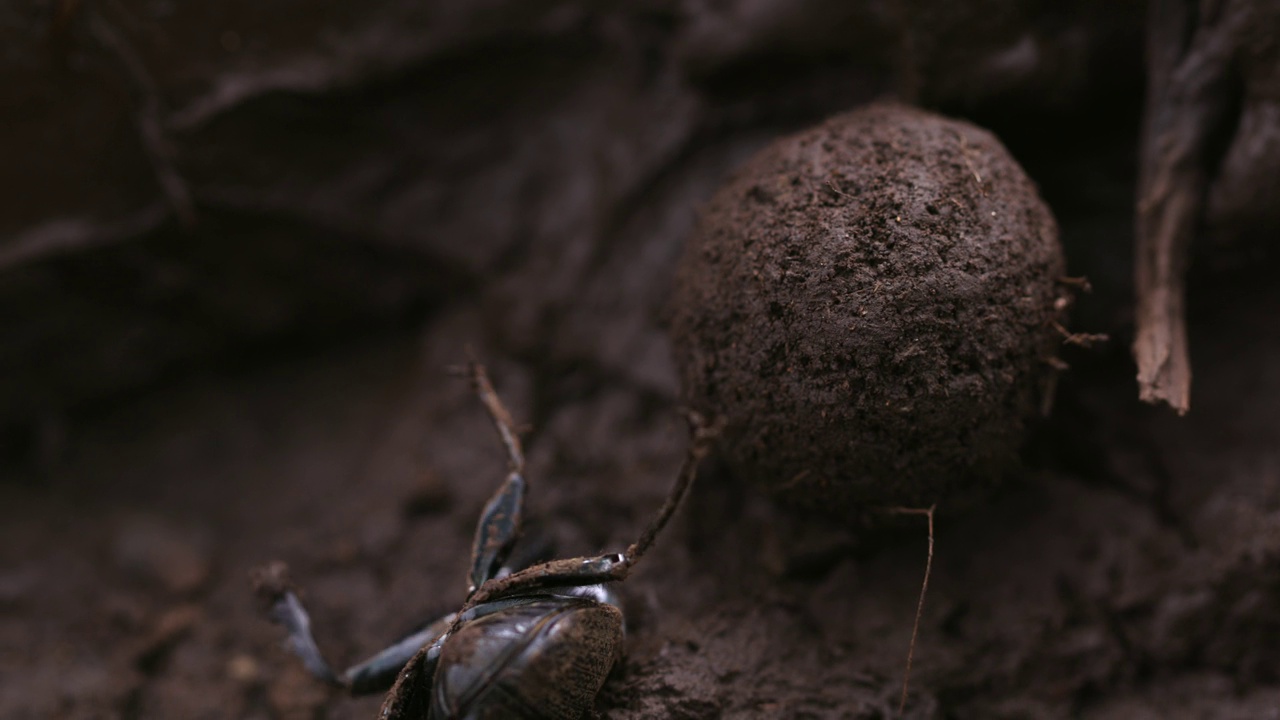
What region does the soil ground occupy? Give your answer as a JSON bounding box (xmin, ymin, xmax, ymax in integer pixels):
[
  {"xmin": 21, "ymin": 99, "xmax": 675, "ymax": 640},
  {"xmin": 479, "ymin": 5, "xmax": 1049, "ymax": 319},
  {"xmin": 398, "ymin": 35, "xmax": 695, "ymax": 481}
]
[{"xmin": 4, "ymin": 250, "xmax": 1280, "ymax": 720}]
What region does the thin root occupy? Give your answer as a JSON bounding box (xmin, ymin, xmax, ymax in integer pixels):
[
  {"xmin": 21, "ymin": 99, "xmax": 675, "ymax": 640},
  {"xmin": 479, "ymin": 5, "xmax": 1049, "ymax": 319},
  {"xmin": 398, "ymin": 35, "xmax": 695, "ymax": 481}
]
[
  {"xmin": 1055, "ymin": 276, "xmax": 1093, "ymax": 292},
  {"xmin": 952, "ymin": 132, "xmax": 984, "ymax": 191},
  {"xmin": 1052, "ymin": 322, "xmax": 1110, "ymax": 349},
  {"xmin": 88, "ymin": 11, "xmax": 197, "ymax": 229},
  {"xmin": 883, "ymin": 504, "xmax": 936, "ymax": 718}
]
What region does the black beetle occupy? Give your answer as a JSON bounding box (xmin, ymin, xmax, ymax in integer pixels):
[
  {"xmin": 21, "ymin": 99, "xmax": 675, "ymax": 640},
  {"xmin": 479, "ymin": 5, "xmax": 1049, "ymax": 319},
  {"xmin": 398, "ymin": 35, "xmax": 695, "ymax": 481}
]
[{"xmin": 254, "ymin": 362, "xmax": 715, "ymax": 719}]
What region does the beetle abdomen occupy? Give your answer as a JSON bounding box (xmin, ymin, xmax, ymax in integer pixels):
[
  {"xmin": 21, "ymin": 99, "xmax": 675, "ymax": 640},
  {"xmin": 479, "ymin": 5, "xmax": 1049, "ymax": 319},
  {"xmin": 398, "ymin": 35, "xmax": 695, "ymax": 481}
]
[{"xmin": 433, "ymin": 597, "xmax": 623, "ymax": 719}]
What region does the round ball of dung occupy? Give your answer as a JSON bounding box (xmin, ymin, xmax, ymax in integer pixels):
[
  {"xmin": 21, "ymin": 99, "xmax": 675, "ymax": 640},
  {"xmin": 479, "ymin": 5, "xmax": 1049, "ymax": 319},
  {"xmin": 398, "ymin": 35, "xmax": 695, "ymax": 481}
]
[{"xmin": 670, "ymin": 102, "xmax": 1066, "ymax": 511}]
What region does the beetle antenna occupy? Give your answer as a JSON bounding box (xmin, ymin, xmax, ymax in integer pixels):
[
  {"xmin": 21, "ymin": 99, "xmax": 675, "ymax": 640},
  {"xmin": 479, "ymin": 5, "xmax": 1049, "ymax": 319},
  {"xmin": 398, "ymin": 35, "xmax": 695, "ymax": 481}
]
[
  {"xmin": 623, "ymin": 411, "xmax": 721, "ymax": 567},
  {"xmin": 884, "ymin": 504, "xmax": 936, "ymax": 718},
  {"xmin": 467, "ymin": 359, "xmax": 525, "ymax": 473}
]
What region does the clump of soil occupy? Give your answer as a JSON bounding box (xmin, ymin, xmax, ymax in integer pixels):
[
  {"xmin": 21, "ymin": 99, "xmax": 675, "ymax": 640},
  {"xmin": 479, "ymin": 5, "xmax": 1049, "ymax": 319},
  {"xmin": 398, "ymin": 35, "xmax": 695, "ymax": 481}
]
[{"xmin": 671, "ymin": 102, "xmax": 1066, "ymax": 511}]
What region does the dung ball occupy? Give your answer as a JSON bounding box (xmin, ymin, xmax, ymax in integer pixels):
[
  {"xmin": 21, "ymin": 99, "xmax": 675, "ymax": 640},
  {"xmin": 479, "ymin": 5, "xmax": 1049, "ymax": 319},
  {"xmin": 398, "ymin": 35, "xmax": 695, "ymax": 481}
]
[{"xmin": 670, "ymin": 102, "xmax": 1066, "ymax": 512}]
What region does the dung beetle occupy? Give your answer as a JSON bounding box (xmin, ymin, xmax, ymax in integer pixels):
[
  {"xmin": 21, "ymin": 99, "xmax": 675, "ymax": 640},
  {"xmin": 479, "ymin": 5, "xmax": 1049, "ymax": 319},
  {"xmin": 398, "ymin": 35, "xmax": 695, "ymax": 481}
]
[{"xmin": 254, "ymin": 362, "xmax": 716, "ymax": 719}]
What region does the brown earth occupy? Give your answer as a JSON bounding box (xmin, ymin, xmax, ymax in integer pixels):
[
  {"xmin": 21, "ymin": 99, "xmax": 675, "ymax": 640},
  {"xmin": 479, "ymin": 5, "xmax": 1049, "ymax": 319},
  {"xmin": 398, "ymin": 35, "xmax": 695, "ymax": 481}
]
[{"xmin": 4, "ymin": 2, "xmax": 1280, "ymax": 719}]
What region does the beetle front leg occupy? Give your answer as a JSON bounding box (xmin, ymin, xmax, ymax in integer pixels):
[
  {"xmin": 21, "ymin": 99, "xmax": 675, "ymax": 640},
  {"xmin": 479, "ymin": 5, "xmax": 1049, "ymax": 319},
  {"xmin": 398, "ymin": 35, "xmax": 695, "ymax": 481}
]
[
  {"xmin": 467, "ymin": 360, "xmax": 525, "ymax": 474},
  {"xmin": 466, "ymin": 412, "xmax": 720, "ymax": 606},
  {"xmin": 252, "ymin": 562, "xmax": 343, "ymax": 687},
  {"xmin": 469, "ymin": 471, "xmax": 527, "ymax": 593},
  {"xmin": 466, "ymin": 361, "xmax": 531, "ymax": 593}
]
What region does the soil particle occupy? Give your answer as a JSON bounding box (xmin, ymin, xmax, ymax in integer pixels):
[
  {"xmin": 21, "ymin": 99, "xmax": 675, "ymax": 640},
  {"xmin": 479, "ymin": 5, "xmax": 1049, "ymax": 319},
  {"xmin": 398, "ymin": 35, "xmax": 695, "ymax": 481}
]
[{"xmin": 671, "ymin": 102, "xmax": 1066, "ymax": 511}]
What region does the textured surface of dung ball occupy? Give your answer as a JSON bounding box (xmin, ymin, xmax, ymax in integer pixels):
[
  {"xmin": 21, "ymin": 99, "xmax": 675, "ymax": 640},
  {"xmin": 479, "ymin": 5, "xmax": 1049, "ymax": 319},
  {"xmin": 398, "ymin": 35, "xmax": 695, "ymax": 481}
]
[{"xmin": 670, "ymin": 102, "xmax": 1066, "ymax": 511}]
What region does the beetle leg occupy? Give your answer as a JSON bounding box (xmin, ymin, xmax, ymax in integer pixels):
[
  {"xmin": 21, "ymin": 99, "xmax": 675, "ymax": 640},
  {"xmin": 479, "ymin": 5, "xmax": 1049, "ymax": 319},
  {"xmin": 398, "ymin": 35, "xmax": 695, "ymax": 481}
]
[
  {"xmin": 343, "ymin": 613, "xmax": 455, "ymax": 694},
  {"xmin": 467, "ymin": 360, "xmax": 525, "ymax": 473},
  {"xmin": 465, "ymin": 412, "xmax": 720, "ymax": 606},
  {"xmin": 469, "ymin": 470, "xmax": 526, "ymax": 594},
  {"xmin": 252, "ymin": 563, "xmax": 343, "ymax": 687},
  {"xmin": 465, "ymin": 361, "xmax": 531, "ymax": 593},
  {"xmin": 254, "ymin": 563, "xmax": 456, "ymax": 695},
  {"xmin": 466, "ymin": 553, "xmax": 630, "ymax": 604},
  {"xmin": 622, "ymin": 411, "xmax": 720, "ymax": 566}
]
